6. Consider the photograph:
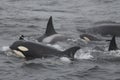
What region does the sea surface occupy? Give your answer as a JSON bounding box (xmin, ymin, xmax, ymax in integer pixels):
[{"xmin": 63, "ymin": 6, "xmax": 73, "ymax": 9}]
[{"xmin": 0, "ymin": 0, "xmax": 120, "ymax": 80}]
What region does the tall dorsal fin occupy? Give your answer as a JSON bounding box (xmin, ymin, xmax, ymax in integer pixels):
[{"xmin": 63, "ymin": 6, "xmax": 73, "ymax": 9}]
[
  {"xmin": 62, "ymin": 46, "xmax": 80, "ymax": 59},
  {"xmin": 45, "ymin": 16, "xmax": 57, "ymax": 36},
  {"xmin": 108, "ymin": 35, "xmax": 118, "ymax": 51}
]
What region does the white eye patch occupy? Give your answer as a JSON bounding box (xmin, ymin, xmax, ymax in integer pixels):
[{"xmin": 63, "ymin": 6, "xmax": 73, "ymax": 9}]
[
  {"xmin": 18, "ymin": 46, "xmax": 29, "ymax": 51},
  {"xmin": 13, "ymin": 50, "xmax": 25, "ymax": 58},
  {"xmin": 83, "ymin": 37, "xmax": 91, "ymax": 42}
]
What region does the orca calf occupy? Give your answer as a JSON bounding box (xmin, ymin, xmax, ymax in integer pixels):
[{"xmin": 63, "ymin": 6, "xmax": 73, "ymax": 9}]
[
  {"xmin": 108, "ymin": 35, "xmax": 118, "ymax": 51},
  {"xmin": 9, "ymin": 40, "xmax": 80, "ymax": 60},
  {"xmin": 77, "ymin": 23, "xmax": 120, "ymax": 37},
  {"xmin": 37, "ymin": 16, "xmax": 68, "ymax": 44}
]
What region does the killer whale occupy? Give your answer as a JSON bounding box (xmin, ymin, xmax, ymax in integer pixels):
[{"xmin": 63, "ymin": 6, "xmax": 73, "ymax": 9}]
[
  {"xmin": 80, "ymin": 34, "xmax": 101, "ymax": 42},
  {"xmin": 9, "ymin": 40, "xmax": 80, "ymax": 60},
  {"xmin": 77, "ymin": 23, "xmax": 120, "ymax": 37},
  {"xmin": 37, "ymin": 16, "xmax": 68, "ymax": 44},
  {"xmin": 108, "ymin": 35, "xmax": 118, "ymax": 51}
]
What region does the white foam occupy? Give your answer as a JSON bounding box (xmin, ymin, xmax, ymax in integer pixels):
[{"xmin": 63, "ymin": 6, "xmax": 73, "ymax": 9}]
[
  {"xmin": 1, "ymin": 46, "xmax": 15, "ymax": 56},
  {"xmin": 60, "ymin": 57, "xmax": 71, "ymax": 63},
  {"xmin": 109, "ymin": 50, "xmax": 120, "ymax": 57},
  {"xmin": 1, "ymin": 46, "xmax": 10, "ymax": 51},
  {"xmin": 75, "ymin": 48, "xmax": 93, "ymax": 59}
]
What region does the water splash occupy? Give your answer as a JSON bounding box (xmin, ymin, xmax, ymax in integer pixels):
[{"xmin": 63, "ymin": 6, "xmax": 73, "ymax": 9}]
[
  {"xmin": 75, "ymin": 47, "xmax": 94, "ymax": 60},
  {"xmin": 1, "ymin": 46, "xmax": 10, "ymax": 52},
  {"xmin": 105, "ymin": 50, "xmax": 120, "ymax": 57}
]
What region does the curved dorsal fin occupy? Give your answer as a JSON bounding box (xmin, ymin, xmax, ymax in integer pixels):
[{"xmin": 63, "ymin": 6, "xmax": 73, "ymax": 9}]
[
  {"xmin": 108, "ymin": 35, "xmax": 118, "ymax": 51},
  {"xmin": 45, "ymin": 16, "xmax": 57, "ymax": 36},
  {"xmin": 62, "ymin": 46, "xmax": 80, "ymax": 59}
]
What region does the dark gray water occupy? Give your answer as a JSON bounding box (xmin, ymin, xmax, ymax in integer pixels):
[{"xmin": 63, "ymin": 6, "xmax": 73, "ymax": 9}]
[{"xmin": 1, "ymin": 0, "xmax": 120, "ymax": 80}]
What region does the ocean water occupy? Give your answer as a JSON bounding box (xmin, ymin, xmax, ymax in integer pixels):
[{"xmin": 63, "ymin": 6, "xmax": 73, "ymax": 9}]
[{"xmin": 1, "ymin": 0, "xmax": 120, "ymax": 80}]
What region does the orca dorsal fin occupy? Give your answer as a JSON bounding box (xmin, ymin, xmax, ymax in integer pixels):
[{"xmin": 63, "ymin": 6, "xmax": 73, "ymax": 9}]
[
  {"xmin": 108, "ymin": 35, "xmax": 118, "ymax": 51},
  {"xmin": 45, "ymin": 16, "xmax": 57, "ymax": 36},
  {"xmin": 62, "ymin": 46, "xmax": 80, "ymax": 59}
]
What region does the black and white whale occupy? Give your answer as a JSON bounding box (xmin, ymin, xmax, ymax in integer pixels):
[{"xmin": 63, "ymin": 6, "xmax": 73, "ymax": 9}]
[
  {"xmin": 37, "ymin": 16, "xmax": 68, "ymax": 44},
  {"xmin": 77, "ymin": 22, "xmax": 120, "ymax": 37},
  {"xmin": 80, "ymin": 34, "xmax": 101, "ymax": 42},
  {"xmin": 108, "ymin": 35, "xmax": 118, "ymax": 51},
  {"xmin": 9, "ymin": 40, "xmax": 80, "ymax": 60}
]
